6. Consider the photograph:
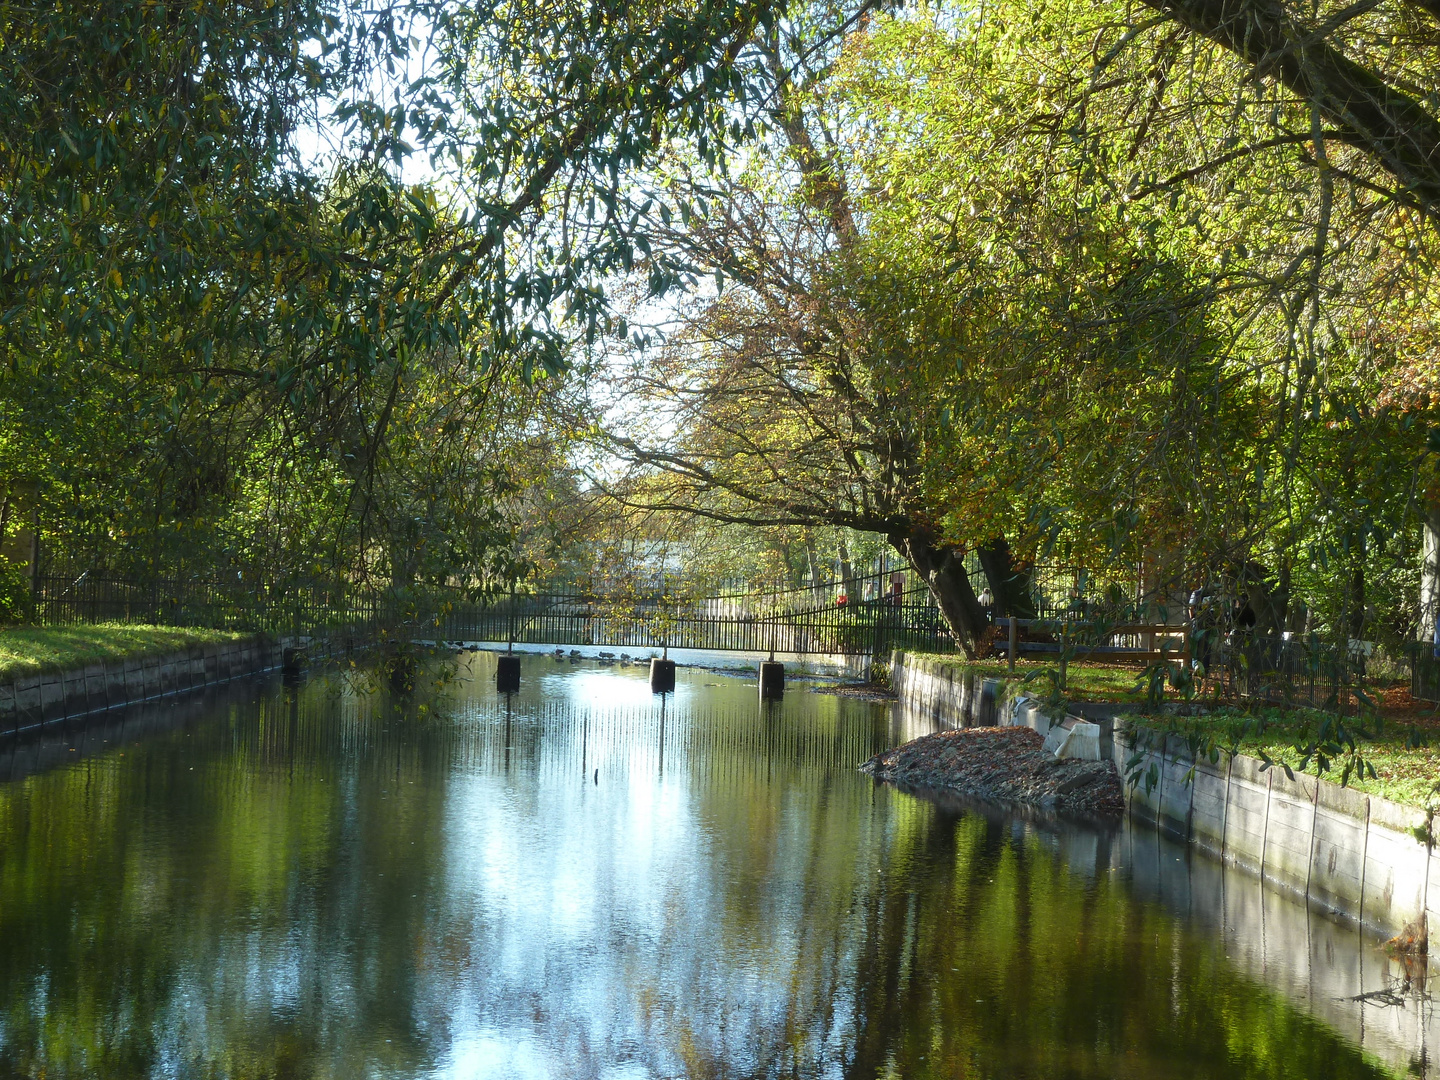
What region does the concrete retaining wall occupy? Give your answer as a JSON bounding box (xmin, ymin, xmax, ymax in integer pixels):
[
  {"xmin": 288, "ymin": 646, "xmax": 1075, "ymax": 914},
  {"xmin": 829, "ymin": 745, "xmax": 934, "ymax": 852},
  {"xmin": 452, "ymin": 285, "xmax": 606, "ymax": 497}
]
[
  {"xmin": 0, "ymin": 634, "xmax": 353, "ymax": 737},
  {"xmin": 890, "ymin": 651, "xmax": 1064, "ymax": 732},
  {"xmin": 890, "ymin": 649, "xmax": 1437, "ymax": 947},
  {"xmin": 890, "ymin": 652, "xmax": 1013, "ymax": 728},
  {"xmin": 1122, "ymin": 728, "xmax": 1439, "ymax": 943}
]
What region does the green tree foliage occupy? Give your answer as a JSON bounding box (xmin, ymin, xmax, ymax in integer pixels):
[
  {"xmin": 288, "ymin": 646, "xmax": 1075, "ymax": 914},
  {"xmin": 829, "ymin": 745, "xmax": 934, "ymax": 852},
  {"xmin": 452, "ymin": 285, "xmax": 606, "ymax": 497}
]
[
  {"xmin": 1136, "ymin": 0, "xmax": 1440, "ymax": 217},
  {"xmin": 832, "ymin": 0, "xmax": 1436, "ymax": 651},
  {"xmin": 0, "ymin": 0, "xmax": 791, "ymax": 592},
  {"xmin": 598, "ymin": 0, "xmax": 1440, "ymax": 662}
]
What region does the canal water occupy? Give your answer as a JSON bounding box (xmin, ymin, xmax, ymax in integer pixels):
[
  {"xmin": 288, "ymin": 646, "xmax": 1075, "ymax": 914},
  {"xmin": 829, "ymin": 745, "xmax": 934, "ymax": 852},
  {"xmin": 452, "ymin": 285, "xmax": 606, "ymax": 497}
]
[{"xmin": 0, "ymin": 651, "xmax": 1434, "ymax": 1079}]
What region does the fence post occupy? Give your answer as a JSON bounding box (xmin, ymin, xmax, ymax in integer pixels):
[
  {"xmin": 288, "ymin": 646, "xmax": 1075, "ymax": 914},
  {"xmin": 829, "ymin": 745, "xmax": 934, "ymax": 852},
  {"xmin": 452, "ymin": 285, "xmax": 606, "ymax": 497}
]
[
  {"xmin": 869, "ymin": 603, "xmax": 881, "ymax": 669},
  {"xmin": 1059, "ymin": 618, "xmax": 1069, "ymax": 691}
]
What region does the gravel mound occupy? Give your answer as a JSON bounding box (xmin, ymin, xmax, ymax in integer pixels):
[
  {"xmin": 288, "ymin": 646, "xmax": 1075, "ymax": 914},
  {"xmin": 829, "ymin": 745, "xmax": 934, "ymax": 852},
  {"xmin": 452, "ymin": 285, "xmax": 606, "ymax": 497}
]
[
  {"xmin": 809, "ymin": 681, "xmax": 896, "ymax": 701},
  {"xmin": 860, "ymin": 726, "xmax": 1124, "ymax": 816}
]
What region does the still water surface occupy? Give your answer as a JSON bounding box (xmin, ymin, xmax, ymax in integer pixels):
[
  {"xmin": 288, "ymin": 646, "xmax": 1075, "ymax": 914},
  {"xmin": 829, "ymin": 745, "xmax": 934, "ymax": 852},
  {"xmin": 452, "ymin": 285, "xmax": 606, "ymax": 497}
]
[{"xmin": 0, "ymin": 652, "xmax": 1431, "ymax": 1078}]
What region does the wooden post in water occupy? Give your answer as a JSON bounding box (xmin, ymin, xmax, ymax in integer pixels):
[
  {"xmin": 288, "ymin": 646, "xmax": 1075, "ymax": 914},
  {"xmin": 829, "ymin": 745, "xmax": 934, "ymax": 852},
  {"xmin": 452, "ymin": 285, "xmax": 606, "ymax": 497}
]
[
  {"xmin": 496, "ymin": 653, "xmax": 521, "ymax": 692},
  {"xmin": 649, "ymin": 656, "xmax": 676, "ymax": 693},
  {"xmin": 497, "ymin": 583, "xmax": 520, "ymax": 692},
  {"xmin": 759, "ymin": 659, "xmax": 785, "ymax": 700}
]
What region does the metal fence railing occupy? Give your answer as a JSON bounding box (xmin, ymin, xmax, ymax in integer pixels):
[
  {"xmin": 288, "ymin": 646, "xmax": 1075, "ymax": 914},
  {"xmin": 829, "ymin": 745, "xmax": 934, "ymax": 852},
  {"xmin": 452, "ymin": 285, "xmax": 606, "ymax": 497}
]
[
  {"xmin": 1211, "ymin": 634, "xmax": 1381, "ymax": 710},
  {"xmin": 31, "ymin": 572, "xmax": 957, "ymax": 658},
  {"xmin": 1412, "ymin": 650, "xmax": 1440, "ymax": 703},
  {"xmin": 33, "ymin": 573, "xmax": 386, "ymax": 639},
  {"xmin": 993, "ymin": 611, "xmax": 1380, "ymax": 709},
  {"xmin": 435, "ymin": 580, "xmax": 953, "ymax": 657},
  {"xmin": 30, "ymin": 568, "xmax": 1401, "ymax": 698}
]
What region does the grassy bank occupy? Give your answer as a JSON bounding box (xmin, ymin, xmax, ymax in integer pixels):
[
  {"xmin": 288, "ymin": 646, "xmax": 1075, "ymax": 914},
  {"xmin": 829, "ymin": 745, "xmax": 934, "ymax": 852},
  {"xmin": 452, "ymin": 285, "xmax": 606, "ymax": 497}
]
[
  {"xmin": 902, "ymin": 653, "xmax": 1165, "ymax": 703},
  {"xmin": 1127, "ymin": 702, "xmax": 1440, "ymax": 810},
  {"xmin": 903, "ymin": 653, "xmax": 1437, "ymax": 808},
  {"xmin": 0, "ymin": 624, "xmax": 251, "ymax": 682}
]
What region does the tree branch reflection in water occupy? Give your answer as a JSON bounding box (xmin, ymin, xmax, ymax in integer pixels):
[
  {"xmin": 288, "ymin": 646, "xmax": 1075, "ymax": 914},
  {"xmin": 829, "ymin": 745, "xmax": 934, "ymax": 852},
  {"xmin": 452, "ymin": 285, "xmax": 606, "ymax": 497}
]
[{"xmin": 0, "ymin": 655, "xmax": 1424, "ymax": 1078}]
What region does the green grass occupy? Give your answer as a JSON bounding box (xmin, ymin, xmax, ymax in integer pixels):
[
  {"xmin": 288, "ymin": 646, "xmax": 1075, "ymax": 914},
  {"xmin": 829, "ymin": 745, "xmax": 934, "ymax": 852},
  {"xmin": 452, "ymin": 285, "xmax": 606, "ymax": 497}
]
[
  {"xmin": 906, "ymin": 653, "xmax": 1159, "ymax": 702},
  {"xmin": 0, "ymin": 623, "xmax": 251, "ymax": 681},
  {"xmin": 1128, "ymin": 704, "xmax": 1440, "ymax": 811}
]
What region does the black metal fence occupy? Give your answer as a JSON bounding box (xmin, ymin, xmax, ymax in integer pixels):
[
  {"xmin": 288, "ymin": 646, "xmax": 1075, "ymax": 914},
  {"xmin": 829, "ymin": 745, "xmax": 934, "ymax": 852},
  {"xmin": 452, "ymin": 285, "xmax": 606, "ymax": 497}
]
[
  {"xmin": 34, "ymin": 573, "xmax": 386, "ymax": 638},
  {"xmin": 32, "ymin": 571, "xmax": 957, "ymax": 657},
  {"xmin": 1209, "ymin": 633, "xmax": 1383, "ymax": 710},
  {"xmin": 436, "ymin": 575, "xmax": 954, "ymax": 656},
  {"xmin": 30, "ymin": 568, "xmax": 1403, "ymax": 701},
  {"xmin": 1413, "ymin": 651, "xmax": 1440, "ymax": 703}
]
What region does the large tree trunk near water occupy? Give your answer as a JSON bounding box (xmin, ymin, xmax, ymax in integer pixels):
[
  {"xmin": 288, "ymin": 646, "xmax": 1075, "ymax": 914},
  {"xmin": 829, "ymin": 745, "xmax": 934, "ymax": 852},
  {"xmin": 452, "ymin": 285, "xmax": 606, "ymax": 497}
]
[
  {"xmin": 1232, "ymin": 559, "xmax": 1286, "ymax": 638},
  {"xmin": 838, "ymin": 538, "xmax": 856, "ymax": 600},
  {"xmin": 977, "ymin": 538, "xmax": 1037, "ymax": 620},
  {"xmin": 895, "ymin": 529, "xmax": 992, "ymax": 659},
  {"xmin": 803, "ymin": 531, "xmax": 822, "ymax": 595},
  {"xmin": 1422, "ymin": 501, "xmax": 1440, "ymax": 651}
]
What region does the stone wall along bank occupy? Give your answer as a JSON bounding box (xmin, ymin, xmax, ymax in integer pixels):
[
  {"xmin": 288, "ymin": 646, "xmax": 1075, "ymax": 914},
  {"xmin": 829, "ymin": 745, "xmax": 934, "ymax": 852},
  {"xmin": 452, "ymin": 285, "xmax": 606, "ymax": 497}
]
[
  {"xmin": 889, "ymin": 650, "xmax": 1438, "ymax": 948},
  {"xmin": 0, "ymin": 635, "xmax": 344, "ymax": 737}
]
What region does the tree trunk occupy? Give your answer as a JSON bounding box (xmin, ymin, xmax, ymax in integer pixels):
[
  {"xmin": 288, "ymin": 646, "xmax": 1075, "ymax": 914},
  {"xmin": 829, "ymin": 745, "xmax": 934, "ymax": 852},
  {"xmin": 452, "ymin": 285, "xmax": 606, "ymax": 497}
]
[
  {"xmin": 1422, "ymin": 501, "xmax": 1440, "ymax": 653},
  {"xmin": 777, "ymin": 543, "xmax": 798, "ymax": 589},
  {"xmin": 837, "ymin": 538, "xmax": 856, "ymax": 600},
  {"xmin": 1277, "ymin": 557, "xmax": 1295, "ymax": 634},
  {"xmin": 1347, "ymin": 560, "xmax": 1366, "ymax": 643},
  {"xmin": 977, "ymin": 538, "xmax": 1037, "ymax": 620},
  {"xmin": 896, "ymin": 530, "xmax": 992, "ymax": 659},
  {"xmin": 1234, "ymin": 560, "xmax": 1286, "ymax": 638},
  {"xmin": 389, "ymin": 529, "xmax": 420, "ymax": 591},
  {"xmin": 803, "ymin": 532, "xmax": 822, "ymax": 595}
]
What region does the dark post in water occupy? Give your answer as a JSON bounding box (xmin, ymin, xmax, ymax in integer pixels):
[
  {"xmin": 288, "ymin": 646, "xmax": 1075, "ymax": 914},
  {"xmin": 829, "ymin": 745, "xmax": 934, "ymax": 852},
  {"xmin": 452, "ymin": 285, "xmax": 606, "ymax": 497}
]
[
  {"xmin": 497, "ymin": 582, "xmax": 521, "ymax": 692},
  {"xmin": 496, "ymin": 654, "xmax": 521, "ymax": 693},
  {"xmin": 758, "ymin": 660, "xmax": 785, "ymax": 700},
  {"xmin": 649, "ymin": 657, "xmax": 676, "ymax": 693}
]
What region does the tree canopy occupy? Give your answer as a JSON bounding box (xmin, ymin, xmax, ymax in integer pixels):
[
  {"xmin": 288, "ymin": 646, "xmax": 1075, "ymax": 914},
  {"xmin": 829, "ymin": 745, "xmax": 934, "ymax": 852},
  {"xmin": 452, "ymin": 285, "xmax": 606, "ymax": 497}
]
[
  {"xmin": 4, "ymin": 0, "xmax": 1439, "ymax": 671},
  {"xmin": 0, "ymin": 0, "xmax": 788, "ymax": 591},
  {"xmin": 590, "ymin": 0, "xmax": 1440, "ymax": 660}
]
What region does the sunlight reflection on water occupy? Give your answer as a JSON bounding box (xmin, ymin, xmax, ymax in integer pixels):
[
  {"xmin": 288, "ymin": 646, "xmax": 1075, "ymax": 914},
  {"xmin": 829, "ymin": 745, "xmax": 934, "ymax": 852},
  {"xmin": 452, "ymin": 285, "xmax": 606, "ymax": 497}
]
[{"xmin": 0, "ymin": 651, "xmax": 1430, "ymax": 1079}]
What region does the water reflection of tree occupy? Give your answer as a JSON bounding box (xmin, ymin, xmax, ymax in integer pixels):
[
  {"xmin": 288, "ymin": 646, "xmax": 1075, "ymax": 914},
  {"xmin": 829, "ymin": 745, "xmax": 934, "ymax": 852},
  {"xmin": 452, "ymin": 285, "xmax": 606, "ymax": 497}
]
[
  {"xmin": 0, "ymin": 682, "xmax": 452, "ymax": 1078},
  {"xmin": 826, "ymin": 803, "xmax": 1400, "ymax": 1080},
  {"xmin": 0, "ymin": 681, "xmax": 1410, "ymax": 1080},
  {"xmin": 613, "ymin": 738, "xmax": 1401, "ymax": 1078}
]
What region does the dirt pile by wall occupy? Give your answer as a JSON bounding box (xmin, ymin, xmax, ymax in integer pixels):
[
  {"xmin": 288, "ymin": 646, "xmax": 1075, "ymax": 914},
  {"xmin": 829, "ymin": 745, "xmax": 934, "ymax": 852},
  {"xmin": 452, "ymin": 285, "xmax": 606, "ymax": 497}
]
[{"xmin": 861, "ymin": 726, "xmax": 1123, "ymax": 815}]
